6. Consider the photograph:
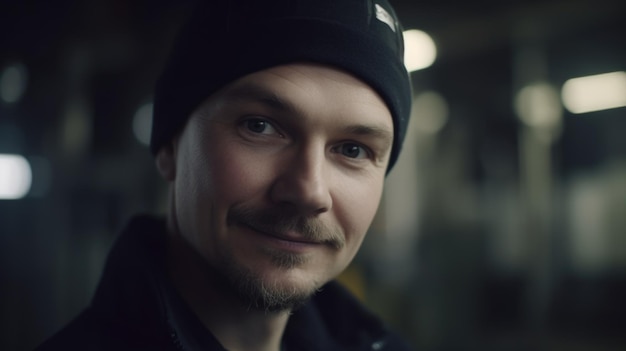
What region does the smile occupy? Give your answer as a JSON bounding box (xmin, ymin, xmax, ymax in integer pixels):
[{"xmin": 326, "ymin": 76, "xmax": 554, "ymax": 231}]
[{"xmin": 240, "ymin": 223, "xmax": 325, "ymax": 251}]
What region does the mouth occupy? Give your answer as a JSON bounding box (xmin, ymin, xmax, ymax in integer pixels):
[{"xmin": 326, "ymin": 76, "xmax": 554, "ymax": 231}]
[
  {"xmin": 227, "ymin": 206, "xmax": 345, "ymax": 250},
  {"xmin": 241, "ymin": 223, "xmax": 323, "ymax": 246}
]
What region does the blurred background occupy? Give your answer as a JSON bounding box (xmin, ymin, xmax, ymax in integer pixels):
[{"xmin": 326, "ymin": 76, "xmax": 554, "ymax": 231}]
[{"xmin": 1, "ymin": 0, "xmax": 625, "ymax": 350}]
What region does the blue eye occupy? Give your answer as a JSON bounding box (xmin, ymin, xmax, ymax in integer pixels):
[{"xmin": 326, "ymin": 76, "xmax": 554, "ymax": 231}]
[
  {"xmin": 338, "ymin": 143, "xmax": 368, "ymax": 159},
  {"xmin": 244, "ymin": 118, "xmax": 278, "ymax": 135}
]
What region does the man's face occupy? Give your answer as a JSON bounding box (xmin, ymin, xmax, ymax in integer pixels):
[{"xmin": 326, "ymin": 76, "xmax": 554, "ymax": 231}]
[{"xmin": 168, "ymin": 63, "xmax": 393, "ymax": 311}]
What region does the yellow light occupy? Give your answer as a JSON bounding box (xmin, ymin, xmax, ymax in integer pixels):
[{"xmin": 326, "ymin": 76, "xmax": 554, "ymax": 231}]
[
  {"xmin": 562, "ymin": 71, "xmax": 626, "ymax": 114},
  {"xmin": 0, "ymin": 154, "xmax": 32, "ymax": 200},
  {"xmin": 403, "ymin": 29, "xmax": 437, "ymax": 72}
]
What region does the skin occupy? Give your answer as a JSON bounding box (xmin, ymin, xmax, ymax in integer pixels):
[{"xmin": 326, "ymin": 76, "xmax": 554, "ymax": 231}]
[{"xmin": 156, "ymin": 63, "xmax": 393, "ymax": 351}]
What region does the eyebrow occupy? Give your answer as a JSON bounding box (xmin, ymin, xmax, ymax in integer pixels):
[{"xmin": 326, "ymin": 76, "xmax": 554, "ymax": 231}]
[
  {"xmin": 341, "ymin": 124, "xmax": 393, "ymax": 150},
  {"xmin": 222, "ymin": 83, "xmax": 298, "ymax": 114}
]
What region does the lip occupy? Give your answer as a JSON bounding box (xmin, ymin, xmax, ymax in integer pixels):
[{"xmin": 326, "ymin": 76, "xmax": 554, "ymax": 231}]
[{"xmin": 240, "ymin": 223, "xmax": 322, "ymax": 251}]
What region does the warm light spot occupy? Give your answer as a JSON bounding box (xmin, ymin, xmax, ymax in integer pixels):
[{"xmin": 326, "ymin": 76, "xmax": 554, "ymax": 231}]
[
  {"xmin": 403, "ymin": 29, "xmax": 437, "ymax": 72},
  {"xmin": 562, "ymin": 71, "xmax": 626, "ymax": 114},
  {"xmin": 0, "ymin": 154, "xmax": 32, "ymax": 199}
]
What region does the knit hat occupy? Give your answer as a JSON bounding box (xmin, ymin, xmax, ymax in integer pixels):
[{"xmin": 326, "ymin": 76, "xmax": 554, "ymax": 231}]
[{"xmin": 151, "ymin": 0, "xmax": 412, "ymax": 171}]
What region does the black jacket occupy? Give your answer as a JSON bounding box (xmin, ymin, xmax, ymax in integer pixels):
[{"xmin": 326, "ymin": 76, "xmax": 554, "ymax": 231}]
[{"xmin": 37, "ymin": 215, "xmax": 413, "ymax": 351}]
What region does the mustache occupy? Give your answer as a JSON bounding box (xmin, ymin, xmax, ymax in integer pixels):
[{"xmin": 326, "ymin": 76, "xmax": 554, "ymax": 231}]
[{"xmin": 227, "ymin": 205, "xmax": 345, "ymax": 249}]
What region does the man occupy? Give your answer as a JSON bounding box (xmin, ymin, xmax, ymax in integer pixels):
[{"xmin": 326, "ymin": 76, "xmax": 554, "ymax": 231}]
[{"xmin": 38, "ymin": 0, "xmax": 413, "ymax": 350}]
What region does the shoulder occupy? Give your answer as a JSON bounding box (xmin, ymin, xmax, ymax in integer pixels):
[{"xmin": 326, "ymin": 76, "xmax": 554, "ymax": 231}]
[
  {"xmin": 34, "ymin": 308, "xmax": 173, "ymax": 351},
  {"xmin": 35, "ymin": 310, "xmax": 106, "ymax": 351},
  {"xmin": 306, "ymin": 281, "xmax": 415, "ymax": 350}
]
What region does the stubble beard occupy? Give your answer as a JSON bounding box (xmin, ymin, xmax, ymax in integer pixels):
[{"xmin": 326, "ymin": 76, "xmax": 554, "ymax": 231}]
[
  {"xmin": 217, "ymin": 248, "xmax": 319, "ymax": 313},
  {"xmin": 212, "ymin": 204, "xmax": 345, "ymax": 313}
]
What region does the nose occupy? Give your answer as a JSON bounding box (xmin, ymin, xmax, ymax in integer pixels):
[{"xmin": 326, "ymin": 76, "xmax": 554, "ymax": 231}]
[{"xmin": 270, "ymin": 145, "xmax": 332, "ymax": 215}]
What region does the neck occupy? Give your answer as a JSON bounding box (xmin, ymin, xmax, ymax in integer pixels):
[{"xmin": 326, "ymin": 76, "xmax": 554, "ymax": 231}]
[{"xmin": 166, "ymin": 232, "xmax": 290, "ymax": 351}]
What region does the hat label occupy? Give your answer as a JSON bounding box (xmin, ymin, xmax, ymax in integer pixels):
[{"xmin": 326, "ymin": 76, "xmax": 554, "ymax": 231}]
[{"xmin": 374, "ymin": 3, "xmax": 396, "ymax": 32}]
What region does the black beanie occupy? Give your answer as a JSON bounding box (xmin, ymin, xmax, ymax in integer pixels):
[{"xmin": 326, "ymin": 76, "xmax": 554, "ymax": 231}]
[{"xmin": 151, "ymin": 0, "xmax": 412, "ymax": 171}]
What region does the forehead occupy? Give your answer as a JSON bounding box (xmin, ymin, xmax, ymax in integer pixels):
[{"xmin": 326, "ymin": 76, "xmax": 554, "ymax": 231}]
[{"xmin": 211, "ymin": 63, "xmax": 393, "ymax": 130}]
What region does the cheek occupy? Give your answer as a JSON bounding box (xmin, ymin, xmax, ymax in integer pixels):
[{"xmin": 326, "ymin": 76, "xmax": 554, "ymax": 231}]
[
  {"xmin": 334, "ymin": 175, "xmax": 384, "ymax": 250},
  {"xmin": 209, "ymin": 144, "xmax": 275, "ymax": 203},
  {"xmin": 174, "ymin": 138, "xmax": 267, "ymax": 260},
  {"xmin": 173, "ymin": 145, "xmax": 214, "ymax": 247}
]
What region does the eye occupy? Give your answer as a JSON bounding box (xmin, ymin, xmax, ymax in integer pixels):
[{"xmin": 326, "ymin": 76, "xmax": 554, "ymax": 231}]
[
  {"xmin": 243, "ymin": 117, "xmax": 280, "ymax": 136},
  {"xmin": 335, "ymin": 142, "xmax": 369, "ymax": 159}
]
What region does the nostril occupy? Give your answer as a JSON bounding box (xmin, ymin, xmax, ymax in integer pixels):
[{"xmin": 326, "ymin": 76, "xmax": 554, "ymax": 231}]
[
  {"xmin": 269, "ymin": 172, "xmax": 332, "ymax": 215},
  {"xmin": 313, "ymin": 208, "xmax": 328, "ymax": 216}
]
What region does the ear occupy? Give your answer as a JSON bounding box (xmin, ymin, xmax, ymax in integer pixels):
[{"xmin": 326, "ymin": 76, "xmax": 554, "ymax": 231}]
[{"xmin": 155, "ymin": 142, "xmax": 177, "ymax": 181}]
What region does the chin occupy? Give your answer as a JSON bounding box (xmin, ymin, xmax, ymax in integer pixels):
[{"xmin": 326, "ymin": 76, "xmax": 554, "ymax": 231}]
[
  {"xmin": 235, "ymin": 266, "xmax": 324, "ymax": 312},
  {"xmin": 217, "ymin": 250, "xmax": 326, "ymax": 312}
]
